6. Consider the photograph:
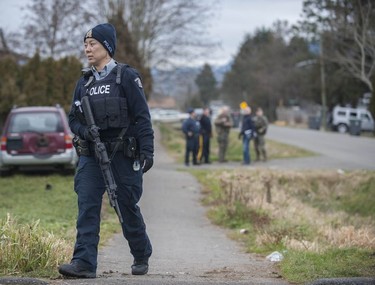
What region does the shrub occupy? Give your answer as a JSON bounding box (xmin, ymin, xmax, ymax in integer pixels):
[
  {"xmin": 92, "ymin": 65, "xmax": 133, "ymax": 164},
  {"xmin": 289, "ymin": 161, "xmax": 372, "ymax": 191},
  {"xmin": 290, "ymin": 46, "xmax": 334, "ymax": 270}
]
[{"xmin": 0, "ymin": 214, "xmax": 71, "ymax": 277}]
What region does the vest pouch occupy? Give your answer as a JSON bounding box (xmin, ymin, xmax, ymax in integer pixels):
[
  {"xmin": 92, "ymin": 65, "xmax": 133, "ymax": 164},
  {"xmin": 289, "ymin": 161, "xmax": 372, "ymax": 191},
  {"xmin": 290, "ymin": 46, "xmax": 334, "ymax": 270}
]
[
  {"xmin": 118, "ymin": 97, "xmax": 128, "ymax": 128},
  {"xmin": 105, "ymin": 97, "xmax": 128, "ymax": 128},
  {"xmin": 90, "ymin": 96, "xmax": 108, "ymax": 130}
]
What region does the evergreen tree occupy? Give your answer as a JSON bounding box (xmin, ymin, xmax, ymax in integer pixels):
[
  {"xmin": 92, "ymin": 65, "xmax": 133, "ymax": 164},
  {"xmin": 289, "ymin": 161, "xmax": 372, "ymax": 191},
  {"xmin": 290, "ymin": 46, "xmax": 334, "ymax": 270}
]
[
  {"xmin": 221, "ymin": 27, "xmax": 320, "ymax": 121},
  {"xmin": 0, "ymin": 57, "xmax": 21, "ymax": 121},
  {"xmin": 195, "ymin": 63, "xmax": 217, "ymax": 106},
  {"xmin": 21, "ymin": 53, "xmax": 47, "ymax": 106},
  {"xmin": 54, "ymin": 57, "xmax": 82, "ymax": 111}
]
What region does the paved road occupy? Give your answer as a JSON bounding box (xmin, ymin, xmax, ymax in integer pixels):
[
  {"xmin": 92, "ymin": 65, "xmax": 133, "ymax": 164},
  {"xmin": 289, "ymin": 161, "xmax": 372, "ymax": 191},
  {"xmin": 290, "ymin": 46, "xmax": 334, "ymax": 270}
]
[{"xmin": 265, "ymin": 125, "xmax": 375, "ymax": 170}]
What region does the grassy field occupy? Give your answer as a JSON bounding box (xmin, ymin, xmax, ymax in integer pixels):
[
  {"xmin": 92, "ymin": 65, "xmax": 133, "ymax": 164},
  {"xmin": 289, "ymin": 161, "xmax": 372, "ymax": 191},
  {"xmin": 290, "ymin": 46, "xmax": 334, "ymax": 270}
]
[
  {"xmin": 0, "ymin": 173, "xmax": 119, "ymax": 278},
  {"xmin": 1, "ymin": 122, "xmax": 374, "ymax": 282},
  {"xmin": 159, "ymin": 122, "xmax": 375, "ymax": 284}
]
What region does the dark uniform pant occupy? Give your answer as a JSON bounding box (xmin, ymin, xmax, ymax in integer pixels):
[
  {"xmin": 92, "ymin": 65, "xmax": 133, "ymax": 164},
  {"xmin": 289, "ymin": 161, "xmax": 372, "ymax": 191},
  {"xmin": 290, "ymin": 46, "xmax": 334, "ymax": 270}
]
[
  {"xmin": 185, "ymin": 136, "xmax": 198, "ymax": 165},
  {"xmin": 72, "ymin": 154, "xmax": 152, "ymax": 272}
]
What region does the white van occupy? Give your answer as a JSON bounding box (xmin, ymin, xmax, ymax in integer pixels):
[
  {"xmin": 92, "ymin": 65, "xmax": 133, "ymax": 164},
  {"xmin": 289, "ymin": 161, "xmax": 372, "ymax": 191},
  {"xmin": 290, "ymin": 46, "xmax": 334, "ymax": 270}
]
[{"xmin": 331, "ymin": 106, "xmax": 374, "ymax": 133}]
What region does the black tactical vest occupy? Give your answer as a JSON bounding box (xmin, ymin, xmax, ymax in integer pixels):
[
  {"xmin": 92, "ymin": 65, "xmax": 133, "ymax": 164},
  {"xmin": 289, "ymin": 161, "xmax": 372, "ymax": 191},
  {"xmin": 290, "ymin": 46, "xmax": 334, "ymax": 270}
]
[{"xmin": 81, "ymin": 65, "xmax": 129, "ymax": 138}]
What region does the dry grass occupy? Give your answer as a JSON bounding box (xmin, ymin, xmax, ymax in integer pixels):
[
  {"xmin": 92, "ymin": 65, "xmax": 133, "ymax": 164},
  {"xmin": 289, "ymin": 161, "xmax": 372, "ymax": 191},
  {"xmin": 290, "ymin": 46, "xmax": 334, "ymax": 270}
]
[
  {"xmin": 0, "ymin": 214, "xmax": 72, "ymax": 277},
  {"xmin": 218, "ymin": 169, "xmax": 375, "ymax": 252}
]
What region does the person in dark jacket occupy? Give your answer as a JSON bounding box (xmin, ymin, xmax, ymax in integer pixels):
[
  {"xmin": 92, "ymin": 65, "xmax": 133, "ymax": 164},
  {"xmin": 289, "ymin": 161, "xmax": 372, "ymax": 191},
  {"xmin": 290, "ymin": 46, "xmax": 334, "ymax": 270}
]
[
  {"xmin": 58, "ymin": 23, "xmax": 153, "ymax": 278},
  {"xmin": 198, "ymin": 107, "xmax": 212, "ymax": 164},
  {"xmin": 182, "ymin": 108, "xmax": 200, "ymax": 166},
  {"xmin": 238, "ymin": 106, "xmax": 255, "ymax": 165}
]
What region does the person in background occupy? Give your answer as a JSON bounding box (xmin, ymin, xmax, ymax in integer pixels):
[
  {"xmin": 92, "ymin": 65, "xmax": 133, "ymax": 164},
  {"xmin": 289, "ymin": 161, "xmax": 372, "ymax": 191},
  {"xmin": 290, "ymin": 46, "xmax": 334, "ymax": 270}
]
[
  {"xmin": 182, "ymin": 108, "xmax": 200, "ymax": 166},
  {"xmin": 238, "ymin": 106, "xmax": 255, "ymax": 165},
  {"xmin": 253, "ymin": 107, "xmax": 268, "ymax": 162},
  {"xmin": 58, "ymin": 23, "xmax": 153, "ymax": 278},
  {"xmin": 214, "ymin": 106, "xmax": 233, "ymax": 163},
  {"xmin": 198, "ymin": 107, "xmax": 212, "ymax": 164}
]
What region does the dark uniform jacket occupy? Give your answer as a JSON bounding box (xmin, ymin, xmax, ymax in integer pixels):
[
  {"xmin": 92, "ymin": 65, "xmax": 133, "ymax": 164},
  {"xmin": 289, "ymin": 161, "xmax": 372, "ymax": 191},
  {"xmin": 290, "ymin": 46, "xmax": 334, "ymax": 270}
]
[
  {"xmin": 68, "ymin": 64, "xmax": 154, "ymax": 158},
  {"xmin": 182, "ymin": 117, "xmax": 200, "ymax": 139}
]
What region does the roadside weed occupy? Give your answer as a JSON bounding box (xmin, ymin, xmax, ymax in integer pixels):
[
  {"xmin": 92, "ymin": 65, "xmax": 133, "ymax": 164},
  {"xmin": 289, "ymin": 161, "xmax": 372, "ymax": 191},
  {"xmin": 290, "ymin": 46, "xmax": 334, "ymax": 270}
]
[
  {"xmin": 0, "ymin": 214, "xmax": 71, "ymax": 277},
  {"xmin": 191, "ymin": 168, "xmax": 375, "ymax": 283}
]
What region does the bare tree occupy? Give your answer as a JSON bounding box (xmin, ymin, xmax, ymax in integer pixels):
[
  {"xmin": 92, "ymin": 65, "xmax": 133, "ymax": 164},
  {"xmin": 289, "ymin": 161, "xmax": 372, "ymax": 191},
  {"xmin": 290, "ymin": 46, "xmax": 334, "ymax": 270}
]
[
  {"xmin": 96, "ymin": 0, "xmax": 219, "ymax": 68},
  {"xmin": 0, "ymin": 29, "xmax": 9, "ymax": 53},
  {"xmin": 332, "ymin": 0, "xmax": 375, "ymax": 93},
  {"xmin": 302, "ymin": 0, "xmax": 375, "ymax": 93},
  {"xmin": 22, "ymin": 0, "xmax": 94, "ymax": 59}
]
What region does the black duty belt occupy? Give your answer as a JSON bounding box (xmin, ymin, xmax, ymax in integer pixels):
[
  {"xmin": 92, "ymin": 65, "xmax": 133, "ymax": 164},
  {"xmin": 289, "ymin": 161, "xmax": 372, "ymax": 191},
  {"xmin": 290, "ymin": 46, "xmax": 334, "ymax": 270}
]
[{"xmin": 73, "ymin": 136, "xmax": 137, "ymax": 158}]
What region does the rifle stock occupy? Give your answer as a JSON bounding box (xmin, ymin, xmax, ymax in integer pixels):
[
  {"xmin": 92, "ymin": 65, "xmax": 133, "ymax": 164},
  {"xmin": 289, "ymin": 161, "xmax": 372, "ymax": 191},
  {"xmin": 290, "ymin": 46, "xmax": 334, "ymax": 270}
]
[{"xmin": 81, "ymin": 96, "xmax": 124, "ymax": 223}]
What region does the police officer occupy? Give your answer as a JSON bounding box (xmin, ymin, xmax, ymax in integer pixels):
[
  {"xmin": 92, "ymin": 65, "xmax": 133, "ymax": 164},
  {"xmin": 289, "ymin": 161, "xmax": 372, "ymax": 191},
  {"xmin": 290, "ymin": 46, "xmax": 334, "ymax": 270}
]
[
  {"xmin": 182, "ymin": 108, "xmax": 200, "ymax": 166},
  {"xmin": 58, "ymin": 23, "xmax": 153, "ymax": 278}
]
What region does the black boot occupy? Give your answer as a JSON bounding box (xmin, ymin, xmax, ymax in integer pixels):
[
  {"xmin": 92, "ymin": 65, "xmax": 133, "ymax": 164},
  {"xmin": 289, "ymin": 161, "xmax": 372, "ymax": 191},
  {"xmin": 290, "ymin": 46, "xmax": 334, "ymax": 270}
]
[
  {"xmin": 131, "ymin": 259, "xmax": 149, "ymax": 275},
  {"xmin": 58, "ymin": 261, "xmax": 96, "ymax": 278}
]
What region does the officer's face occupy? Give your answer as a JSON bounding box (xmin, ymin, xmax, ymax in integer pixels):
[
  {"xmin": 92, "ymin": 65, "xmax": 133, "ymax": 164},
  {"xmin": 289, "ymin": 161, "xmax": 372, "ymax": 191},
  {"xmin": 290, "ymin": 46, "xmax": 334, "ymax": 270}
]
[{"xmin": 84, "ymin": 38, "xmax": 109, "ymax": 68}]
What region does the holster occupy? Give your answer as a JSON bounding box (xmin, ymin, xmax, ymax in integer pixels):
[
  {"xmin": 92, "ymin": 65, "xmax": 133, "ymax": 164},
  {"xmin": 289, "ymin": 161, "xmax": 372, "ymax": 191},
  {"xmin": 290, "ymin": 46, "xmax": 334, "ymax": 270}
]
[
  {"xmin": 72, "ymin": 135, "xmax": 90, "ymax": 156},
  {"xmin": 74, "ymin": 136, "xmax": 137, "ymax": 158},
  {"xmin": 123, "ymin": 137, "xmax": 137, "ymax": 158}
]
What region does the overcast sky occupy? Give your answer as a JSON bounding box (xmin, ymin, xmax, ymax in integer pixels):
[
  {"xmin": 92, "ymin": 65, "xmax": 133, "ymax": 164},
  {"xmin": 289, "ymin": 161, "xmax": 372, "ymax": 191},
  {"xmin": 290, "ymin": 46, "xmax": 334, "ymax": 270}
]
[{"xmin": 0, "ymin": 0, "xmax": 304, "ymax": 66}]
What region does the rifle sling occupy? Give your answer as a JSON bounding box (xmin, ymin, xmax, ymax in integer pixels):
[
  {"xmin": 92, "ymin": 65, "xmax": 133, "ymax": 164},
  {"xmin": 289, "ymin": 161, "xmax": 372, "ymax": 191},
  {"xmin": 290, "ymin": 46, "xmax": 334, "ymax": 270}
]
[{"xmin": 109, "ymin": 127, "xmax": 128, "ymax": 161}]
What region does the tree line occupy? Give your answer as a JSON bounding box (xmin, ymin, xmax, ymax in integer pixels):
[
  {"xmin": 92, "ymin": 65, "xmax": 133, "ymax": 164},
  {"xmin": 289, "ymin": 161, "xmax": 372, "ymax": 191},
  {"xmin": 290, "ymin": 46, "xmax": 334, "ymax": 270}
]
[
  {"xmin": 0, "ymin": 0, "xmax": 216, "ymax": 123},
  {"xmin": 0, "ymin": 54, "xmax": 81, "ymax": 120},
  {"xmin": 192, "ymin": 0, "xmax": 375, "ymax": 121},
  {"xmin": 0, "ymin": 0, "xmax": 374, "ymax": 124}
]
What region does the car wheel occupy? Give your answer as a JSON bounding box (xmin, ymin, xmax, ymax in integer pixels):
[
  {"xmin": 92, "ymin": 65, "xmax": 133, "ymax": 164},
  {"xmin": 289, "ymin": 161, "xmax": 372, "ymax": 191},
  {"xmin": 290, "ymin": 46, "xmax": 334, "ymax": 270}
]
[
  {"xmin": 0, "ymin": 169, "xmax": 13, "ymax": 177},
  {"xmin": 61, "ymin": 167, "xmax": 76, "ymax": 176},
  {"xmin": 337, "ymin": 123, "xmax": 348, "ymax": 133}
]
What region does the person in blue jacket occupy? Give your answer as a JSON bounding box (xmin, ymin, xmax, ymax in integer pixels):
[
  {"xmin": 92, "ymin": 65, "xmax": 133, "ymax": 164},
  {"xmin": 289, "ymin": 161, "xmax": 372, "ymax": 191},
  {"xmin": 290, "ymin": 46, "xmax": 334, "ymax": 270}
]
[
  {"xmin": 238, "ymin": 106, "xmax": 255, "ymax": 165},
  {"xmin": 58, "ymin": 23, "xmax": 153, "ymax": 278},
  {"xmin": 182, "ymin": 108, "xmax": 200, "ymax": 166}
]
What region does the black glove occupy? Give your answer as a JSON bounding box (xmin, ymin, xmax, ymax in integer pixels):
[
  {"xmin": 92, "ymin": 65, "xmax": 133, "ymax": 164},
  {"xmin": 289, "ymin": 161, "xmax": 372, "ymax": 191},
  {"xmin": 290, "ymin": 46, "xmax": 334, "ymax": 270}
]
[
  {"xmin": 140, "ymin": 153, "xmax": 154, "ymax": 173},
  {"xmin": 83, "ymin": 125, "xmax": 100, "ymax": 141},
  {"xmin": 238, "ymin": 133, "xmax": 243, "ymax": 140}
]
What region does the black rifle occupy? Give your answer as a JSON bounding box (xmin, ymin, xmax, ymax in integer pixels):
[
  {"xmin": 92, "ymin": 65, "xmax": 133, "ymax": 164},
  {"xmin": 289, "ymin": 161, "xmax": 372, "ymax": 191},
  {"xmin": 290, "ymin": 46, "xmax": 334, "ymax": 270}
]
[{"xmin": 81, "ymin": 96, "xmax": 124, "ymax": 223}]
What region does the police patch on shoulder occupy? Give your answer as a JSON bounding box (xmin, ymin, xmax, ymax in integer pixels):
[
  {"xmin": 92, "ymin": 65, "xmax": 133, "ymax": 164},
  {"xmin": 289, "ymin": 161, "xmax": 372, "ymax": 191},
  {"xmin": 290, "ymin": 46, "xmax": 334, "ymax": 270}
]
[{"xmin": 134, "ymin": 77, "xmax": 143, "ymax": 88}]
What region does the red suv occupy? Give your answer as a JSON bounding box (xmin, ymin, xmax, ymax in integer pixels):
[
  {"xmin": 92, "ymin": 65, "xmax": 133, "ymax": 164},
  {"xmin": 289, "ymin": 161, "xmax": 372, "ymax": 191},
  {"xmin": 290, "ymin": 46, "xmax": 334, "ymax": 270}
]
[{"xmin": 0, "ymin": 105, "xmax": 78, "ymax": 175}]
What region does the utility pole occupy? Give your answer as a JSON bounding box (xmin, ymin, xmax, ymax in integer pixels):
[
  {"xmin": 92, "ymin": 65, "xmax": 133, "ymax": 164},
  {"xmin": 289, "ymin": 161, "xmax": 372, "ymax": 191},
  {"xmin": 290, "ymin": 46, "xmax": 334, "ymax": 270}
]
[{"xmin": 319, "ymin": 35, "xmax": 327, "ymax": 131}]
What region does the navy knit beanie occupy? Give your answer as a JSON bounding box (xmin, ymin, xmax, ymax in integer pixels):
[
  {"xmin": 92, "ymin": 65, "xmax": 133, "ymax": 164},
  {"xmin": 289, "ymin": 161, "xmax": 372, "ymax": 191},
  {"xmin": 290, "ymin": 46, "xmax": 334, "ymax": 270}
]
[{"xmin": 84, "ymin": 23, "xmax": 117, "ymax": 57}]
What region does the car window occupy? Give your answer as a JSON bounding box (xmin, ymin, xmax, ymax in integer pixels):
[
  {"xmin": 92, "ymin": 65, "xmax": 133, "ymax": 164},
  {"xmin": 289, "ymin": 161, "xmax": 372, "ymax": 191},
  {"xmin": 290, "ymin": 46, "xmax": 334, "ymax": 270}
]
[
  {"xmin": 360, "ymin": 113, "xmax": 370, "ymax": 121},
  {"xmin": 9, "ymin": 112, "xmax": 63, "ymax": 133}
]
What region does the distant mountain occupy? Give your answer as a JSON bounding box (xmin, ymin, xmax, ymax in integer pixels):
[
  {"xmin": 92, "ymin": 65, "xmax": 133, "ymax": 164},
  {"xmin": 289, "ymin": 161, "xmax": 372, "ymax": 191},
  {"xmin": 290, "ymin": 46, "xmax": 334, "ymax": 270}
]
[
  {"xmin": 212, "ymin": 61, "xmax": 233, "ymax": 83},
  {"xmin": 151, "ymin": 61, "xmax": 232, "ymax": 100}
]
